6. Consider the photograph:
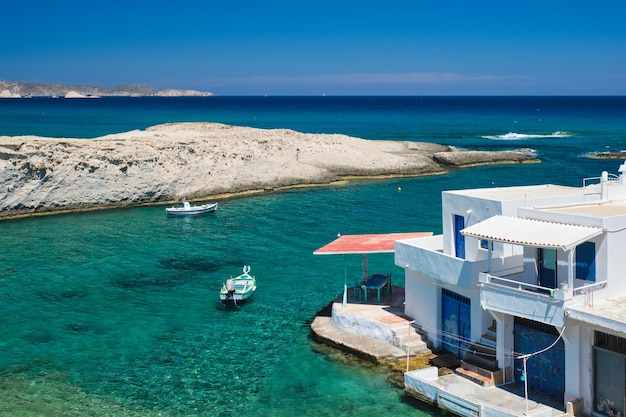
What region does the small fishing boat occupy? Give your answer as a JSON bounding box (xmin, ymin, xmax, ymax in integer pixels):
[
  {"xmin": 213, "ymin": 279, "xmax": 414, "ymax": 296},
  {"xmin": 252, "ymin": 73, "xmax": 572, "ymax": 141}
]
[
  {"xmin": 166, "ymin": 199, "xmax": 218, "ymax": 215},
  {"xmin": 220, "ymin": 266, "xmax": 256, "ymax": 304}
]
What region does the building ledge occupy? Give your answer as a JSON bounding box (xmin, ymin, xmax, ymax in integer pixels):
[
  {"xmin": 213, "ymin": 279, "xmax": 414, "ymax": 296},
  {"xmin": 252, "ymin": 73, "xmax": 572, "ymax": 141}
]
[{"xmin": 405, "ymin": 368, "xmax": 564, "ymax": 417}]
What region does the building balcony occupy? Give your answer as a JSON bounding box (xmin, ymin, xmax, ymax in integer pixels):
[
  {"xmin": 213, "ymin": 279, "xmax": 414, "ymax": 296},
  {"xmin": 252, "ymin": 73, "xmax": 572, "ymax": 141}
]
[
  {"xmin": 478, "ymin": 272, "xmax": 607, "ymax": 328},
  {"xmin": 395, "ymin": 235, "xmax": 488, "ymax": 289}
]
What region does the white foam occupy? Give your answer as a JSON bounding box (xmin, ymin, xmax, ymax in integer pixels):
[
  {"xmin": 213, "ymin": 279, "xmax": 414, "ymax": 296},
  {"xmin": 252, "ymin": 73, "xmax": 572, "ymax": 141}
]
[{"xmin": 482, "ymin": 131, "xmax": 571, "ymax": 140}]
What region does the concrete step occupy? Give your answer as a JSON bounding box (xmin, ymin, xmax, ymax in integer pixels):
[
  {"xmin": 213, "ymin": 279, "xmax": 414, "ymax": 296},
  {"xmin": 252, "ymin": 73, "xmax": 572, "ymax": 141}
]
[
  {"xmin": 465, "ymin": 341, "xmax": 499, "ymax": 371},
  {"xmin": 454, "ymin": 367, "xmax": 495, "ymax": 387},
  {"xmin": 390, "ymin": 322, "xmax": 434, "ymax": 351},
  {"xmin": 389, "ymin": 321, "xmax": 414, "ymax": 333},
  {"xmin": 469, "ymin": 341, "xmax": 497, "ymax": 356},
  {"xmin": 430, "ymin": 353, "xmax": 460, "ymax": 369},
  {"xmin": 391, "ymin": 324, "xmax": 420, "ymax": 340},
  {"xmin": 479, "ymin": 332, "xmax": 496, "ymax": 348},
  {"xmin": 389, "ymin": 322, "xmax": 429, "ymax": 355},
  {"xmin": 403, "ymin": 339, "xmax": 428, "ymax": 355},
  {"xmin": 394, "ymin": 329, "xmax": 419, "ymax": 340},
  {"xmin": 460, "ymin": 360, "xmax": 505, "ymax": 386},
  {"xmin": 396, "ymin": 335, "xmax": 415, "ymax": 345},
  {"xmin": 464, "ymin": 351, "xmax": 499, "ymax": 372}
]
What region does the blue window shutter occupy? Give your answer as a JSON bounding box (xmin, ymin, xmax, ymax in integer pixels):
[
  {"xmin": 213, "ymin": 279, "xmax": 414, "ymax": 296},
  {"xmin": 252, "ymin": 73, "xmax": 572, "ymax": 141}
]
[
  {"xmin": 576, "ymin": 242, "xmax": 596, "ymax": 282},
  {"xmin": 454, "ymin": 214, "xmax": 465, "ymax": 259}
]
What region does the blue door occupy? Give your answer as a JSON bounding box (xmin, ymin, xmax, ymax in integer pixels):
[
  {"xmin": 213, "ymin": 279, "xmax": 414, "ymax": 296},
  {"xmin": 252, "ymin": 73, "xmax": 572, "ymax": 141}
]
[
  {"xmin": 538, "ymin": 248, "xmax": 557, "ymax": 289},
  {"xmin": 514, "ymin": 320, "xmax": 565, "ymax": 400},
  {"xmin": 454, "ymin": 214, "xmax": 465, "ymax": 259},
  {"xmin": 442, "ymin": 288, "xmax": 471, "ymax": 357}
]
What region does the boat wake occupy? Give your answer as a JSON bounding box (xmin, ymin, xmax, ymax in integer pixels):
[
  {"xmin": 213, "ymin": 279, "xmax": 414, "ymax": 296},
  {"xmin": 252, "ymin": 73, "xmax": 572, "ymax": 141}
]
[{"xmin": 482, "ymin": 131, "xmax": 571, "ymax": 140}]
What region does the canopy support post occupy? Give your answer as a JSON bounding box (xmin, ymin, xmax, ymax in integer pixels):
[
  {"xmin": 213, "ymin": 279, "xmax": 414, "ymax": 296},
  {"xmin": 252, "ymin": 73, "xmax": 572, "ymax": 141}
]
[{"xmin": 342, "ymin": 255, "xmax": 348, "ymax": 309}]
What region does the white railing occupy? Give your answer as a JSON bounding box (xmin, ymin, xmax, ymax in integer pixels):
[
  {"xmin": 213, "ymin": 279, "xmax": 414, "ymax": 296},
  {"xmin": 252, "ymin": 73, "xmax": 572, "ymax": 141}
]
[
  {"xmin": 583, "ymin": 173, "xmax": 620, "ymax": 197},
  {"xmin": 583, "ymin": 173, "xmax": 620, "ymax": 187},
  {"xmin": 572, "ymin": 280, "xmax": 607, "ymax": 295},
  {"xmin": 573, "ymin": 280, "xmax": 607, "ymax": 307},
  {"xmin": 480, "ymin": 272, "xmax": 607, "ymax": 304},
  {"xmin": 479, "ymin": 273, "xmax": 551, "ymax": 294}
]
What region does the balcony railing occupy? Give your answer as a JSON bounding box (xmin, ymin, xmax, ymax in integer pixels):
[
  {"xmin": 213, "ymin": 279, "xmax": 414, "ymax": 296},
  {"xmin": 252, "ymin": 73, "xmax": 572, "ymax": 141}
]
[
  {"xmin": 478, "ymin": 272, "xmax": 568, "ymax": 300},
  {"xmin": 583, "ymin": 173, "xmax": 620, "ymax": 199},
  {"xmin": 583, "ymin": 173, "xmax": 619, "ymax": 188},
  {"xmin": 478, "ymin": 272, "xmax": 566, "ymax": 326},
  {"xmin": 480, "ymin": 272, "xmax": 607, "ymax": 300},
  {"xmin": 395, "ymin": 235, "xmax": 488, "ymax": 289},
  {"xmin": 479, "ymin": 272, "xmax": 608, "ymax": 326},
  {"xmin": 573, "ymin": 280, "xmax": 607, "ymax": 307},
  {"xmin": 573, "ymin": 280, "xmax": 607, "ymax": 295}
]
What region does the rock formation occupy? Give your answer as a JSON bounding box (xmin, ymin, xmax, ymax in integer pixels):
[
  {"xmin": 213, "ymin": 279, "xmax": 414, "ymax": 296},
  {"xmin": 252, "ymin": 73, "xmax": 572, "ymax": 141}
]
[
  {"xmin": 433, "ymin": 148, "xmax": 537, "ymax": 167},
  {"xmin": 587, "ymin": 151, "xmax": 626, "ymax": 159},
  {"xmin": 0, "ymin": 122, "xmax": 537, "ymax": 218}
]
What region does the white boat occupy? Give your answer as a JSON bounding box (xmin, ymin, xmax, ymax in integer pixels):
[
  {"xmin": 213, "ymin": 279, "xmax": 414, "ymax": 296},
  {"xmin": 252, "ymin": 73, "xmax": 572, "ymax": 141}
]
[
  {"xmin": 220, "ymin": 266, "xmax": 256, "ymax": 304},
  {"xmin": 165, "ymin": 200, "xmax": 218, "ymax": 215}
]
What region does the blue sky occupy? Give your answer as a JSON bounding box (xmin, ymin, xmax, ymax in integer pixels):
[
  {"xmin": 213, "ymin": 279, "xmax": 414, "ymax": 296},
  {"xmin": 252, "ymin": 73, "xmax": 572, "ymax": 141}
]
[{"xmin": 1, "ymin": 0, "xmax": 625, "ymax": 95}]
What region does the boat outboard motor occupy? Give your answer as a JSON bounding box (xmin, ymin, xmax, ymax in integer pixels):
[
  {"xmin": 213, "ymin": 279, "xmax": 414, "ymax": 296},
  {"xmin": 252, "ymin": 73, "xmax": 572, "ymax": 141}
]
[{"xmin": 226, "ymin": 279, "xmax": 235, "ymax": 296}]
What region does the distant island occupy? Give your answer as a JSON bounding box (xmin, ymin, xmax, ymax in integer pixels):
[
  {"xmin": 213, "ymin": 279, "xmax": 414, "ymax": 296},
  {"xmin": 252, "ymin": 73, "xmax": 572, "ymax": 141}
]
[{"xmin": 0, "ymin": 80, "xmax": 213, "ymax": 98}]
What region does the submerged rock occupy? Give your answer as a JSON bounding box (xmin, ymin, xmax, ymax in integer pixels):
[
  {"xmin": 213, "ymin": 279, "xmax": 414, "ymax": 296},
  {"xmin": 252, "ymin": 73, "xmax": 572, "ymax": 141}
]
[{"xmin": 588, "ymin": 151, "xmax": 626, "ymax": 159}]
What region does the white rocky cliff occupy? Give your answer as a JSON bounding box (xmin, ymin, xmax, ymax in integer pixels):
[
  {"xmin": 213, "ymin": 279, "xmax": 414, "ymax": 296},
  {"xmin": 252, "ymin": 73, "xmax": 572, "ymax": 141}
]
[{"xmin": 0, "ymin": 122, "xmax": 535, "ymax": 218}]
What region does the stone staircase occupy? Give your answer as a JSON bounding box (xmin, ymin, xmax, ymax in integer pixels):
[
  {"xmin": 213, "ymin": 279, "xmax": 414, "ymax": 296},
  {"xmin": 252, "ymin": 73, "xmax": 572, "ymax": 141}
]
[
  {"xmin": 389, "ymin": 321, "xmax": 430, "ymax": 355},
  {"xmin": 455, "ymin": 320, "xmax": 508, "ymax": 387}
]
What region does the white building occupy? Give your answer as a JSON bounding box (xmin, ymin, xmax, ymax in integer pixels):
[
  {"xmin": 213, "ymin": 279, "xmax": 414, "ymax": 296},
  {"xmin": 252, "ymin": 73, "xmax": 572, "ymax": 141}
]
[{"xmin": 396, "ymin": 162, "xmax": 626, "ymax": 416}]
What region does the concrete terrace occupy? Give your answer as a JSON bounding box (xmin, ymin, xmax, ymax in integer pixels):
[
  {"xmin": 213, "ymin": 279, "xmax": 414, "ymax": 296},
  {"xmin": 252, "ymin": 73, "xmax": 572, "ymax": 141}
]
[
  {"xmin": 310, "ymin": 287, "xmax": 569, "ymax": 417},
  {"xmin": 311, "ymin": 286, "xmax": 413, "ymax": 364}
]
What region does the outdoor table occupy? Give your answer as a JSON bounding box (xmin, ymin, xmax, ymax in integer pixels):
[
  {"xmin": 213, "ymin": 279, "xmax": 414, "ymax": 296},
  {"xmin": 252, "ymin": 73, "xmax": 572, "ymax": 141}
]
[{"xmin": 362, "ymin": 273, "xmax": 391, "ymax": 303}]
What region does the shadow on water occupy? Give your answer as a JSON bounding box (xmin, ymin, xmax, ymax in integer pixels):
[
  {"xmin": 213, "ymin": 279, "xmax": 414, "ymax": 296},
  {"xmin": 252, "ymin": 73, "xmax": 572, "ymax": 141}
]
[
  {"xmin": 159, "ymin": 255, "xmax": 242, "ymax": 273},
  {"xmin": 215, "ymin": 298, "xmax": 256, "ymax": 312},
  {"xmin": 35, "ymin": 288, "xmax": 88, "ymax": 301},
  {"xmin": 110, "ymin": 271, "xmax": 186, "ymax": 289}
]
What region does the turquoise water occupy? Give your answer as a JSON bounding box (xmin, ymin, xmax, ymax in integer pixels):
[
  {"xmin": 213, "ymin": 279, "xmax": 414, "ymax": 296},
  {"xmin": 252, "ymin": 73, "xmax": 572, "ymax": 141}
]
[
  {"xmin": 0, "ymin": 181, "xmax": 445, "ymax": 416},
  {"xmin": 0, "ymin": 97, "xmax": 625, "ymax": 416}
]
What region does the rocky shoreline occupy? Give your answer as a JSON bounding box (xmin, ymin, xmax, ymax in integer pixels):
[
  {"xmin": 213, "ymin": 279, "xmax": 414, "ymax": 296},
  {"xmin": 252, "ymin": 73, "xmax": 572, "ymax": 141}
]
[{"xmin": 0, "ymin": 122, "xmax": 537, "ymax": 219}]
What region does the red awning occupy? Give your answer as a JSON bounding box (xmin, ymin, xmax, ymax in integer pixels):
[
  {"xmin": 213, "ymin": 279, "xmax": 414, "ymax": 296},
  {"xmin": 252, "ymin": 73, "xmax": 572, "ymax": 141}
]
[{"xmin": 313, "ymin": 232, "xmax": 432, "ymax": 255}]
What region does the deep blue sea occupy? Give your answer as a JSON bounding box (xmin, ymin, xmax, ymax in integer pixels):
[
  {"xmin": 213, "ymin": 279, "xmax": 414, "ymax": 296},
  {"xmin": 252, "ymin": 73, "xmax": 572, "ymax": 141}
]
[{"xmin": 0, "ymin": 96, "xmax": 624, "ymax": 416}]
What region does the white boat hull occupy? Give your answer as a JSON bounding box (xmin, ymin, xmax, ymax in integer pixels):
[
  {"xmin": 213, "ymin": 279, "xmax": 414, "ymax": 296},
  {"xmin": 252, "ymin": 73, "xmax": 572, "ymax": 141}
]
[
  {"xmin": 219, "ymin": 290, "xmax": 255, "ymax": 302},
  {"xmin": 166, "ymin": 202, "xmax": 218, "ymax": 215},
  {"xmin": 220, "ymin": 267, "xmax": 256, "ymax": 303}
]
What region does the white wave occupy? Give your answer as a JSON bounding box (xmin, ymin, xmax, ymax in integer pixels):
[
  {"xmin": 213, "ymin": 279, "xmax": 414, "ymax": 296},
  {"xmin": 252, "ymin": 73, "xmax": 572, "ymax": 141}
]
[{"xmin": 482, "ymin": 131, "xmax": 571, "ymax": 140}]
